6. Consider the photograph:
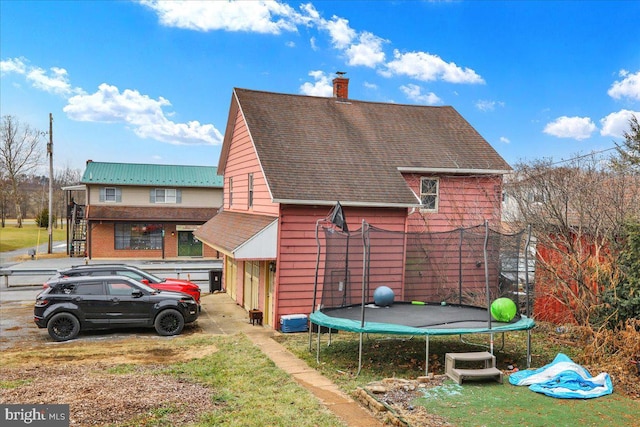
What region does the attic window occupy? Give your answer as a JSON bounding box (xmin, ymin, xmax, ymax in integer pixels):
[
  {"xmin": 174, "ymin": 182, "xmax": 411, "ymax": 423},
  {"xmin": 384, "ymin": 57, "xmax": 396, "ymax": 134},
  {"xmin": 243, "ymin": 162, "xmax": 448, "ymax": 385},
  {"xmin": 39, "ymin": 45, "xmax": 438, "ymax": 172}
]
[{"xmin": 420, "ymin": 177, "xmax": 439, "ymax": 212}]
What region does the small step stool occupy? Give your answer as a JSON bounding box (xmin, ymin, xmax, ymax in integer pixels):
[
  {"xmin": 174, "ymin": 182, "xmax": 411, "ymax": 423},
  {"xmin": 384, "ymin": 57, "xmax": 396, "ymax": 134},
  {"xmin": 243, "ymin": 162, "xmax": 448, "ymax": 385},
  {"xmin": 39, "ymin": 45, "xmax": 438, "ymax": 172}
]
[{"xmin": 445, "ymin": 351, "xmax": 503, "ymax": 385}]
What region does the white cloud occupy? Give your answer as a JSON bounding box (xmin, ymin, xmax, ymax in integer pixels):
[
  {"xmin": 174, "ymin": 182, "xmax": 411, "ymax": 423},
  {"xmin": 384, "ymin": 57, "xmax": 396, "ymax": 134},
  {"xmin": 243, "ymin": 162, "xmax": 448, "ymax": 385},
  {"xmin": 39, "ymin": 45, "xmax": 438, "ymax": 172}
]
[
  {"xmin": 383, "ymin": 50, "xmax": 485, "ymax": 84},
  {"xmin": 1, "ymin": 57, "xmax": 82, "ymax": 96},
  {"xmin": 345, "ymin": 31, "xmax": 387, "ymax": 68},
  {"xmin": 0, "ymin": 57, "xmax": 27, "ymax": 74},
  {"xmin": 322, "ymin": 16, "xmax": 356, "ymax": 49},
  {"xmin": 399, "ymin": 84, "xmax": 441, "ymax": 105},
  {"xmin": 63, "ymin": 83, "xmax": 222, "ymax": 145},
  {"xmin": 500, "ymin": 136, "xmax": 510, "ymax": 144},
  {"xmin": 309, "ymin": 36, "xmax": 318, "ymax": 51},
  {"xmin": 600, "ymin": 109, "xmax": 640, "ymax": 137},
  {"xmin": 476, "ymin": 99, "xmax": 504, "ymax": 112},
  {"xmin": 363, "ymin": 81, "xmax": 378, "ymax": 90},
  {"xmin": 26, "ymin": 66, "xmax": 80, "ymax": 96},
  {"xmin": 139, "ymin": 0, "xmax": 305, "ymax": 34},
  {"xmin": 3, "ymin": 56, "xmax": 222, "ymax": 145},
  {"xmin": 608, "ymin": 70, "xmax": 640, "ymax": 101},
  {"xmin": 543, "ymin": 116, "xmax": 597, "ymax": 140},
  {"xmin": 299, "ymin": 70, "xmax": 333, "ymax": 97}
]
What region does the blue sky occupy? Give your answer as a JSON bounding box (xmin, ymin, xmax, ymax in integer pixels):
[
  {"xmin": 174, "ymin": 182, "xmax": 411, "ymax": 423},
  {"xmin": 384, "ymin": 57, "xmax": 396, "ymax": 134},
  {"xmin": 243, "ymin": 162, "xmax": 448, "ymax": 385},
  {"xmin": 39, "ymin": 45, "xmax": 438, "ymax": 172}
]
[{"xmin": 1, "ymin": 1, "xmax": 639, "ymax": 174}]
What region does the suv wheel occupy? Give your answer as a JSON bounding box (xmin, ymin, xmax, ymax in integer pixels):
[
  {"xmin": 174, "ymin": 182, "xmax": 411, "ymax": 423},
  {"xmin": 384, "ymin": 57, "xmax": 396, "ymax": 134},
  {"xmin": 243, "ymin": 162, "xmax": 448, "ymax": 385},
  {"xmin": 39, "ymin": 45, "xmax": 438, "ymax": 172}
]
[
  {"xmin": 154, "ymin": 309, "xmax": 185, "ymax": 336},
  {"xmin": 47, "ymin": 312, "xmax": 80, "ymax": 341}
]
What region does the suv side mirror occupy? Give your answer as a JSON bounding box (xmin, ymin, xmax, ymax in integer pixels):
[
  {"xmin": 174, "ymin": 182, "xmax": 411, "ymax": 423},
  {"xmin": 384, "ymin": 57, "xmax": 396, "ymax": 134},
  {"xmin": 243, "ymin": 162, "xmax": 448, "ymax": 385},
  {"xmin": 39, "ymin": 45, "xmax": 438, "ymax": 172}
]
[{"xmin": 131, "ymin": 290, "xmax": 144, "ymax": 298}]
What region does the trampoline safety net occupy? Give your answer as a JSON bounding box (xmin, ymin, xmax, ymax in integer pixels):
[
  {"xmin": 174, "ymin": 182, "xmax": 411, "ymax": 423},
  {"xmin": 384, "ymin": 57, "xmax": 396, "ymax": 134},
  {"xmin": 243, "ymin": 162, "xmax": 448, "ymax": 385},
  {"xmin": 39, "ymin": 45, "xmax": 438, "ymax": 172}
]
[{"xmin": 316, "ymin": 222, "xmax": 529, "ymax": 312}]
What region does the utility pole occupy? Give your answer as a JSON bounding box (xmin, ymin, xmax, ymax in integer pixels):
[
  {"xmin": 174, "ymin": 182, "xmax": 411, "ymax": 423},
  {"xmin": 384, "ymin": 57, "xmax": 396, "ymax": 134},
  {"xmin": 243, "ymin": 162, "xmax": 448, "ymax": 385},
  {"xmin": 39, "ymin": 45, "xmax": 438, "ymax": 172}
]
[{"xmin": 47, "ymin": 113, "xmax": 53, "ymax": 254}]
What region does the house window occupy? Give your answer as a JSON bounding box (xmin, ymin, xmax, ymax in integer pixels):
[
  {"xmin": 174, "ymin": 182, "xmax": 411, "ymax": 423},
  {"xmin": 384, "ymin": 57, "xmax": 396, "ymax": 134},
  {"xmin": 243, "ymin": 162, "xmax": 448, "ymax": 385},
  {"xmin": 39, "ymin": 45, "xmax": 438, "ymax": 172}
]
[
  {"xmin": 229, "ymin": 177, "xmax": 233, "ymax": 208},
  {"xmin": 151, "ymin": 188, "xmax": 180, "ymax": 204},
  {"xmin": 114, "ymin": 223, "xmax": 163, "ymax": 250},
  {"xmin": 420, "ymin": 177, "xmax": 439, "ymax": 211},
  {"xmin": 100, "ymin": 187, "xmax": 121, "ymax": 203},
  {"xmin": 248, "ymin": 173, "xmax": 254, "ymax": 208}
]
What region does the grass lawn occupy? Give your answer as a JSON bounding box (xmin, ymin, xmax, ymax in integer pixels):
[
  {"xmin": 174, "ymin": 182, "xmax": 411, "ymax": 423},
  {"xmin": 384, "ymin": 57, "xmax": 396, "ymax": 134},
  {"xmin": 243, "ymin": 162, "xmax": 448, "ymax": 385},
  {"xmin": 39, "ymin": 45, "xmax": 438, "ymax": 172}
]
[
  {"xmin": 1, "ymin": 334, "xmax": 347, "ymax": 427},
  {"xmin": 0, "ymin": 222, "xmax": 67, "ymax": 252},
  {"xmin": 277, "ymin": 329, "xmax": 640, "ymax": 427},
  {"xmin": 416, "ymin": 380, "xmax": 636, "ymax": 427},
  {"xmin": 164, "ymin": 335, "xmax": 346, "ymax": 427}
]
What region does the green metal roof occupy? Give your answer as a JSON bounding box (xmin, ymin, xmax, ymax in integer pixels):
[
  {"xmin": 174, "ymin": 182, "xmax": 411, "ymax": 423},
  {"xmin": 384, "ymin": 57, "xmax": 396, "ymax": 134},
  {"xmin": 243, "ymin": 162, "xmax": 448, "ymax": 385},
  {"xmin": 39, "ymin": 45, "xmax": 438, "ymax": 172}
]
[{"xmin": 81, "ymin": 162, "xmax": 223, "ymax": 187}]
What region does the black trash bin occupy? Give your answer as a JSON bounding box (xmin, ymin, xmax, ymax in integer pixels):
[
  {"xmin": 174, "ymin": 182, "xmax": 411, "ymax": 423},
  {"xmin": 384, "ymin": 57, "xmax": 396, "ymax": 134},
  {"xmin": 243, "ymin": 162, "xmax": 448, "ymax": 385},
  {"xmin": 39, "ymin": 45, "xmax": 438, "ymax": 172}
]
[{"xmin": 209, "ymin": 270, "xmax": 222, "ymax": 293}]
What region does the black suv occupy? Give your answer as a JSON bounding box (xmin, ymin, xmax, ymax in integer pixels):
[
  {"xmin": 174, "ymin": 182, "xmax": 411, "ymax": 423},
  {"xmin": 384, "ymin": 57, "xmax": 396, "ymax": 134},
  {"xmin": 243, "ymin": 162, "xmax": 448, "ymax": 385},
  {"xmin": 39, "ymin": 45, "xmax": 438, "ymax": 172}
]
[
  {"xmin": 48, "ymin": 264, "xmax": 202, "ymax": 305},
  {"xmin": 34, "ymin": 276, "xmax": 199, "ymax": 341}
]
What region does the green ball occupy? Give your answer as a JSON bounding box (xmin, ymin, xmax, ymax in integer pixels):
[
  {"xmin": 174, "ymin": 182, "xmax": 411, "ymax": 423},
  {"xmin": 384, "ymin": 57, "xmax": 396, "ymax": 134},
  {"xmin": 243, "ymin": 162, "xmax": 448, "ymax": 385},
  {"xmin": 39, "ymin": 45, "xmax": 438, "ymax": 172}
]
[{"xmin": 491, "ymin": 298, "xmax": 517, "ymax": 322}]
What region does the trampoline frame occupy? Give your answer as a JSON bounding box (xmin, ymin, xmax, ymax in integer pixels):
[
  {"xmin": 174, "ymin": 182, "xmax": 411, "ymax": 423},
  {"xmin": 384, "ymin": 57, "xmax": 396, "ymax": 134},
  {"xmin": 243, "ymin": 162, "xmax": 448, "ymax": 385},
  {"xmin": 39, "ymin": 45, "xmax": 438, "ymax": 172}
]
[{"xmin": 309, "ymin": 219, "xmax": 535, "ymax": 375}]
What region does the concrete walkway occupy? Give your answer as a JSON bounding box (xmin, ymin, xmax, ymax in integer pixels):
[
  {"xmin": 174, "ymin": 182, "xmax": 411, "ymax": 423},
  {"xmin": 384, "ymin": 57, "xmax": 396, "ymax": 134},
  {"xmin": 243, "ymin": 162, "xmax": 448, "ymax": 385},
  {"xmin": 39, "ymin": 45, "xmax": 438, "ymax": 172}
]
[{"xmin": 200, "ymin": 292, "xmax": 383, "ymax": 427}]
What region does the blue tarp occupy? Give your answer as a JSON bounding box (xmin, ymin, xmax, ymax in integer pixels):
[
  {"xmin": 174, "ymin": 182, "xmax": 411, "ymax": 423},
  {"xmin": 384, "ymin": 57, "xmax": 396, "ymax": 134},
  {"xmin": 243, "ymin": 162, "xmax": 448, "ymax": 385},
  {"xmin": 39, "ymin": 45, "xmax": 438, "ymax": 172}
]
[{"xmin": 509, "ymin": 353, "xmax": 613, "ymax": 399}]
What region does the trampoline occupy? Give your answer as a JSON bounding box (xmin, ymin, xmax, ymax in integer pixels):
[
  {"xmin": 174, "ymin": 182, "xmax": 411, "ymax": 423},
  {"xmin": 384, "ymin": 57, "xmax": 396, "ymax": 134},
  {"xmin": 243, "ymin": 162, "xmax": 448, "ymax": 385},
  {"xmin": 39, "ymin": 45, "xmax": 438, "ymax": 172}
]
[{"xmin": 309, "ymin": 209, "xmax": 535, "ymax": 375}]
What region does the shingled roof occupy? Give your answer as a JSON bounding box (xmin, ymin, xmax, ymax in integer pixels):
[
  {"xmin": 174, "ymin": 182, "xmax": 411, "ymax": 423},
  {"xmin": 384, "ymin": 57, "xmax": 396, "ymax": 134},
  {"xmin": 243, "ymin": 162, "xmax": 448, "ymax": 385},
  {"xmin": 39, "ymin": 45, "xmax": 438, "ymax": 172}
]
[{"xmin": 220, "ymin": 88, "xmax": 511, "ymax": 207}]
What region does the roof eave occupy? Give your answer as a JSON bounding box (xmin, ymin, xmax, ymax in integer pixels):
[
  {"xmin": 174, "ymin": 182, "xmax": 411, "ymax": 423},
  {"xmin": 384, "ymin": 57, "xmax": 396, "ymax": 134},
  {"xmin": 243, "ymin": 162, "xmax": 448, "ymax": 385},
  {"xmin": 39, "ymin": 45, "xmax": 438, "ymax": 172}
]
[
  {"xmin": 272, "ymin": 198, "xmax": 416, "ymax": 208},
  {"xmin": 397, "ymin": 167, "xmax": 512, "ymax": 174}
]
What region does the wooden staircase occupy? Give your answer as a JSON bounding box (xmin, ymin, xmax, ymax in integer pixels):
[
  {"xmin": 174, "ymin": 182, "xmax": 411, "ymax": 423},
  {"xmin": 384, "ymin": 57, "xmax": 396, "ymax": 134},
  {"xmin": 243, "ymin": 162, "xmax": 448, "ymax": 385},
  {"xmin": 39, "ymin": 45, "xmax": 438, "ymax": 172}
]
[{"xmin": 445, "ymin": 351, "xmax": 503, "ymax": 385}]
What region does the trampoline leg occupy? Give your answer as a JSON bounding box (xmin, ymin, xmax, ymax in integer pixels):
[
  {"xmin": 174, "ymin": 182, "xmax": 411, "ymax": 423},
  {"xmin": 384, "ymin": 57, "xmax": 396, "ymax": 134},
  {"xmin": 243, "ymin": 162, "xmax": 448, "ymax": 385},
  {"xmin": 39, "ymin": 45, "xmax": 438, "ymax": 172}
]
[
  {"xmin": 316, "ymin": 325, "xmax": 321, "ymax": 364},
  {"xmin": 425, "ymin": 336, "xmax": 430, "ymax": 376},
  {"xmin": 527, "ymin": 329, "xmax": 532, "ymax": 368},
  {"xmin": 490, "ymin": 332, "xmax": 494, "ymax": 355},
  {"xmin": 357, "ymin": 332, "xmax": 364, "ymax": 376}
]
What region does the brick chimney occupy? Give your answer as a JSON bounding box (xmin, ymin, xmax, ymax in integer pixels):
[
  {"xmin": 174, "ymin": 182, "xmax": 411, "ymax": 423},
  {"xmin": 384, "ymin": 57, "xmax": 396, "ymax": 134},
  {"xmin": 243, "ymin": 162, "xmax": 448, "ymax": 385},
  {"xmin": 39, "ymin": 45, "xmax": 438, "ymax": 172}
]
[{"xmin": 332, "ymin": 72, "xmax": 349, "ymax": 99}]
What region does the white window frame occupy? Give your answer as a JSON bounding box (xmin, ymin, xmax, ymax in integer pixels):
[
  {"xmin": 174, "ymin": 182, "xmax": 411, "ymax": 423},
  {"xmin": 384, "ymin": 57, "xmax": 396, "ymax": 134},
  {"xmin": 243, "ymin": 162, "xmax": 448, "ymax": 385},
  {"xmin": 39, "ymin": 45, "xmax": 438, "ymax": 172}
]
[
  {"xmin": 105, "ymin": 187, "xmax": 117, "ymax": 203},
  {"xmin": 420, "ymin": 177, "xmax": 439, "ymax": 212},
  {"xmin": 153, "ymin": 188, "xmax": 177, "ymax": 204}
]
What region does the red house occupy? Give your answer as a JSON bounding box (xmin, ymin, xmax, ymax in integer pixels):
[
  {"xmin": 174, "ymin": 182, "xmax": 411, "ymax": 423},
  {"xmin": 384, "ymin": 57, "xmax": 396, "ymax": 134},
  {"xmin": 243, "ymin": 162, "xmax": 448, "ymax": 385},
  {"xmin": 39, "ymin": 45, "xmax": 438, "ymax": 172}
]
[{"xmin": 195, "ymin": 76, "xmax": 512, "ymax": 328}]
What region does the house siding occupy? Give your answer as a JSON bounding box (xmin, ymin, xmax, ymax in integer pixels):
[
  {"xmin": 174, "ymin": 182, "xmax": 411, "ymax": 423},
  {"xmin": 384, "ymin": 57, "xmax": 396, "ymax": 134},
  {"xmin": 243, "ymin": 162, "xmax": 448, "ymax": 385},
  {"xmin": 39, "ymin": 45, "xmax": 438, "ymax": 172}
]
[
  {"xmin": 275, "ymin": 205, "xmax": 407, "ymax": 322},
  {"xmin": 404, "ymin": 174, "xmax": 503, "ymax": 232},
  {"xmin": 88, "ymin": 186, "xmax": 221, "ymax": 207},
  {"xmin": 225, "ymin": 109, "xmax": 278, "ymax": 216}
]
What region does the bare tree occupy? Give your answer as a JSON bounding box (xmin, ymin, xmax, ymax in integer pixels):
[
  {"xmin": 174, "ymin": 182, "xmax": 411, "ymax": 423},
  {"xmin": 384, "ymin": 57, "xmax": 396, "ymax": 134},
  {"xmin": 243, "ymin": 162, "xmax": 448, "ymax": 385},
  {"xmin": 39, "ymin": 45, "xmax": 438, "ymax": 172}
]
[
  {"xmin": 54, "ymin": 164, "xmax": 82, "ymax": 227},
  {"xmin": 0, "ymin": 115, "xmax": 44, "ymax": 227},
  {"xmin": 505, "ymin": 153, "xmax": 639, "ymax": 325}
]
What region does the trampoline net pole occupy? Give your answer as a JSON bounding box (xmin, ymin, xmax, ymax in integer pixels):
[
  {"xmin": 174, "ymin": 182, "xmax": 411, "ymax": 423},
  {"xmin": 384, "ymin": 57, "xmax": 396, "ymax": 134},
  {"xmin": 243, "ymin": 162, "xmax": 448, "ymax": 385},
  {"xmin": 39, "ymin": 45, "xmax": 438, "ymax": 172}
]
[
  {"xmin": 310, "ymin": 220, "xmax": 322, "ymax": 352},
  {"xmin": 360, "ymin": 220, "xmax": 369, "ymax": 328},
  {"xmin": 484, "ymin": 220, "xmax": 492, "ymax": 330}
]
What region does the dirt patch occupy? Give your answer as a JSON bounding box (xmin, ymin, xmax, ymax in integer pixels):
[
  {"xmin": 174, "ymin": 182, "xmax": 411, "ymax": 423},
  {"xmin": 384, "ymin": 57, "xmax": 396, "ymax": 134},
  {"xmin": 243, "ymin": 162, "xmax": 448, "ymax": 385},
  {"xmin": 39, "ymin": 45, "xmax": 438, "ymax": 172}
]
[
  {"xmin": 0, "ymin": 303, "xmax": 220, "ymax": 426},
  {"xmin": 359, "ymin": 377, "xmax": 452, "ymax": 427},
  {"xmin": 1, "ymin": 364, "xmax": 217, "ymax": 426}
]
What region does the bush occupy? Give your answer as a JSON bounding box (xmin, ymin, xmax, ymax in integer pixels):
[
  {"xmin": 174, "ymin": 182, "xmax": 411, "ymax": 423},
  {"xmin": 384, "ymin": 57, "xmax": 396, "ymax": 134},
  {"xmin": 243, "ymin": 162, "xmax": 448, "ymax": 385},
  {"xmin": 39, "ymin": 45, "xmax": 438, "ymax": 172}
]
[
  {"xmin": 594, "ymin": 221, "xmax": 640, "ymax": 329},
  {"xmin": 35, "ymin": 209, "xmax": 56, "ymax": 228}
]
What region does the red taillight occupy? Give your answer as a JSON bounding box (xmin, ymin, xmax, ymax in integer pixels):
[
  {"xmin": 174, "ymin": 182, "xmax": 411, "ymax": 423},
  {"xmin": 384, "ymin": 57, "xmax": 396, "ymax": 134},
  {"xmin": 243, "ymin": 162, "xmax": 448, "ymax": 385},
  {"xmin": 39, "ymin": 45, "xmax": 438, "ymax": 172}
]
[
  {"xmin": 42, "ymin": 283, "xmax": 49, "ymax": 289},
  {"xmin": 35, "ymin": 299, "xmax": 49, "ymax": 307}
]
